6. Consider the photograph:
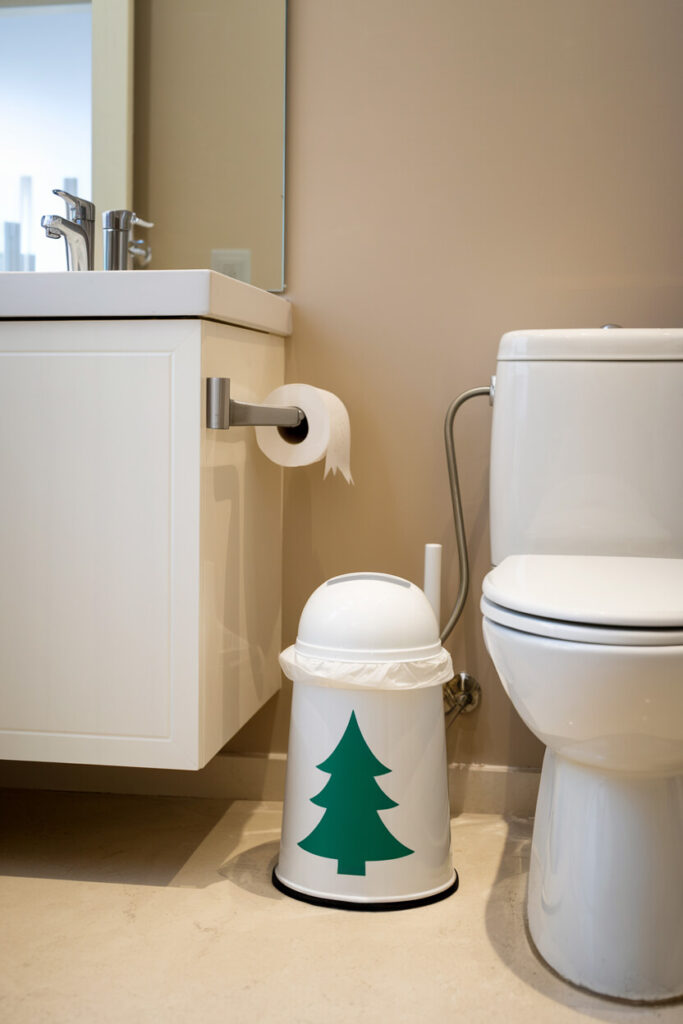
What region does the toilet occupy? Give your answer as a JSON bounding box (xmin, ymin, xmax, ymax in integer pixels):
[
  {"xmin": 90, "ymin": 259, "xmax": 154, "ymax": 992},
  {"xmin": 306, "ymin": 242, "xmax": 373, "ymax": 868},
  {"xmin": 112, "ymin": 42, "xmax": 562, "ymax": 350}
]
[{"xmin": 480, "ymin": 329, "xmax": 683, "ymax": 1002}]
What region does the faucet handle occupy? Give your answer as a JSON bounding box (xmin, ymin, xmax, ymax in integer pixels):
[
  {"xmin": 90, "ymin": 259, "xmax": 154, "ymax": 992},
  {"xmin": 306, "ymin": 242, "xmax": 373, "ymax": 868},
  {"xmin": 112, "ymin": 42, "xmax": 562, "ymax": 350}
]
[
  {"xmin": 53, "ymin": 189, "xmax": 96, "ymax": 223},
  {"xmin": 102, "ymin": 210, "xmax": 154, "ymax": 230},
  {"xmin": 131, "ymin": 214, "xmax": 154, "ymax": 229}
]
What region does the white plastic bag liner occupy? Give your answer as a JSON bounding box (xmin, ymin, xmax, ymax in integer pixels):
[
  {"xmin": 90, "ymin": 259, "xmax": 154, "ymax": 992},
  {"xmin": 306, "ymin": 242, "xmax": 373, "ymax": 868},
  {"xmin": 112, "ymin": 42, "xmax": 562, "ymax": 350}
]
[
  {"xmin": 279, "ymin": 645, "xmax": 453, "ymax": 690},
  {"xmin": 273, "ymin": 572, "xmax": 458, "ymax": 908}
]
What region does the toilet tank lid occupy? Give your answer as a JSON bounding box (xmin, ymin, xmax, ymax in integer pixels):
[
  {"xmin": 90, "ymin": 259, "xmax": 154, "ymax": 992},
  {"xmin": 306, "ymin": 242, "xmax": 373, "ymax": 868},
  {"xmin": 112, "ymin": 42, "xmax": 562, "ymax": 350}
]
[
  {"xmin": 483, "ymin": 555, "xmax": 683, "ymax": 628},
  {"xmin": 497, "ymin": 328, "xmax": 683, "ymax": 361}
]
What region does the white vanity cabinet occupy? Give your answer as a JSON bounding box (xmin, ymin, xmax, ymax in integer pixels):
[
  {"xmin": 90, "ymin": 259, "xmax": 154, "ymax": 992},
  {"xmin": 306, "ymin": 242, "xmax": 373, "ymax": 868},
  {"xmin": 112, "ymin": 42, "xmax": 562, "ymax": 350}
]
[{"xmin": 0, "ymin": 271, "xmax": 291, "ymax": 769}]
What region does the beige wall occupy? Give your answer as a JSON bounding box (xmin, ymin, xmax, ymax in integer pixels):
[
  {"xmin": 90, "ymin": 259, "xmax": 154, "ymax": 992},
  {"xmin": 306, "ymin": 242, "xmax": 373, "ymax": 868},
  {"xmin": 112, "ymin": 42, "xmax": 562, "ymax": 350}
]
[{"xmin": 228, "ymin": 0, "xmax": 683, "ymax": 769}]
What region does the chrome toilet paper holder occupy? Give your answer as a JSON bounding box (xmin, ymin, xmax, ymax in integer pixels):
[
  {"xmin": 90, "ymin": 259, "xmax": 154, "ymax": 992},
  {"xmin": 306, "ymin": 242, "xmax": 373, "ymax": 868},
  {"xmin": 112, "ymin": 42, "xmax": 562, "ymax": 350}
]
[{"xmin": 206, "ymin": 377, "xmax": 307, "ymax": 434}]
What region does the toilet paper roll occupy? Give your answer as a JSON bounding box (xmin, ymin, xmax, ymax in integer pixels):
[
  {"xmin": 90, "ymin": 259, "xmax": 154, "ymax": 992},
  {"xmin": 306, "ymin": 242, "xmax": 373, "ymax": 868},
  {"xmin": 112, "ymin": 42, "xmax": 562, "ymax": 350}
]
[{"xmin": 255, "ymin": 384, "xmax": 353, "ymax": 484}]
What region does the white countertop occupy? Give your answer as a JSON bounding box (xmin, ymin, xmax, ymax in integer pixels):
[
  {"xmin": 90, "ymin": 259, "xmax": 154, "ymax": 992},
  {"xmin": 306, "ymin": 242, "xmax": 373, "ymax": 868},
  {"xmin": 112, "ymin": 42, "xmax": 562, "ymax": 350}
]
[{"xmin": 0, "ymin": 270, "xmax": 292, "ymax": 337}]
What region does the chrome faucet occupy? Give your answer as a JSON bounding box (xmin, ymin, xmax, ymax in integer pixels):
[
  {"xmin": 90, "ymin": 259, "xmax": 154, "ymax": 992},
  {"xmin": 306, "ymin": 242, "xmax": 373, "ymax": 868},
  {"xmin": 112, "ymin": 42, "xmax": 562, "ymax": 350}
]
[
  {"xmin": 41, "ymin": 190, "xmax": 95, "ymax": 271},
  {"xmin": 102, "ymin": 209, "xmax": 154, "ymax": 269},
  {"xmin": 41, "ymin": 215, "xmax": 90, "ymax": 271}
]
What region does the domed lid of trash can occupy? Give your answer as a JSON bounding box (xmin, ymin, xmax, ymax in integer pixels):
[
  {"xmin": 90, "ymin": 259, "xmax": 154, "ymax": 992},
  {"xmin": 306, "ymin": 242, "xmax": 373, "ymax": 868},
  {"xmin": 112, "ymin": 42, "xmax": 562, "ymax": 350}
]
[{"xmin": 295, "ymin": 572, "xmax": 442, "ymax": 662}]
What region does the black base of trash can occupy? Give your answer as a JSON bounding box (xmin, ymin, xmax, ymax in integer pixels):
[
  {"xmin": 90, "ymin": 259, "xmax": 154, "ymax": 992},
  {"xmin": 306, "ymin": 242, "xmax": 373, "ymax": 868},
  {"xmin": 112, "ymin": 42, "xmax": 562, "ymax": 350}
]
[{"xmin": 271, "ymin": 866, "xmax": 459, "ymax": 912}]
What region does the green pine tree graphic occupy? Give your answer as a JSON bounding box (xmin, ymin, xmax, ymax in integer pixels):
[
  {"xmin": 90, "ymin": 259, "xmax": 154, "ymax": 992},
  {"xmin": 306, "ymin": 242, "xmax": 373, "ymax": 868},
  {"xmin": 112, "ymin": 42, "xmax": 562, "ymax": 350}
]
[{"xmin": 298, "ymin": 710, "xmax": 413, "ymax": 876}]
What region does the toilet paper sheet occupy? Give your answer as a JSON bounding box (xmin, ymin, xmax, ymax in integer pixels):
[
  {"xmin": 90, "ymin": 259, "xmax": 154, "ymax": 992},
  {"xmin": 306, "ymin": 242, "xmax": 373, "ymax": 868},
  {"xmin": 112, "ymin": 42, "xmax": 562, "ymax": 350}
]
[{"xmin": 255, "ymin": 384, "xmax": 353, "ymax": 483}]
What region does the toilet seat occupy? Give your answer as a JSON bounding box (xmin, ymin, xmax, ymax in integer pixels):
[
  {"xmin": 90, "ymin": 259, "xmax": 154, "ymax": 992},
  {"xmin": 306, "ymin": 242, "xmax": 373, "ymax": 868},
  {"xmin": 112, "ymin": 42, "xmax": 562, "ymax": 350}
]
[
  {"xmin": 480, "ymin": 594, "xmax": 683, "ymax": 645},
  {"xmin": 482, "ymin": 554, "xmax": 683, "ymax": 646}
]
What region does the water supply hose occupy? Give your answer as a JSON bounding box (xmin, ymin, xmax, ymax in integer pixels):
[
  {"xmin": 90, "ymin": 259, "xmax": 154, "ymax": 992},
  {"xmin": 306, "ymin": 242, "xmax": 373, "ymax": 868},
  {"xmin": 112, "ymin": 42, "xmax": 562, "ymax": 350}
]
[
  {"xmin": 440, "ymin": 383, "xmax": 493, "ymax": 644},
  {"xmin": 439, "ymin": 382, "xmax": 493, "ymax": 727}
]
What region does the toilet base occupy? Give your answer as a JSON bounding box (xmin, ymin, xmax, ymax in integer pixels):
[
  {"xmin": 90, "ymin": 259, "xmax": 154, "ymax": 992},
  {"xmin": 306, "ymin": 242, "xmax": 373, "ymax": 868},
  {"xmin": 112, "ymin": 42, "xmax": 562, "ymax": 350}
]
[{"xmin": 528, "ymin": 750, "xmax": 683, "ymax": 1002}]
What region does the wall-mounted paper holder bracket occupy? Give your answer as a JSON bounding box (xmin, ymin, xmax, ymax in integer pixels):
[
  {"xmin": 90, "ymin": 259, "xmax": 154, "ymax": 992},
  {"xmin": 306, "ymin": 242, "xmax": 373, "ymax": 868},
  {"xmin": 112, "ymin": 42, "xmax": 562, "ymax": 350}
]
[{"xmin": 206, "ymin": 377, "xmax": 306, "ymax": 432}]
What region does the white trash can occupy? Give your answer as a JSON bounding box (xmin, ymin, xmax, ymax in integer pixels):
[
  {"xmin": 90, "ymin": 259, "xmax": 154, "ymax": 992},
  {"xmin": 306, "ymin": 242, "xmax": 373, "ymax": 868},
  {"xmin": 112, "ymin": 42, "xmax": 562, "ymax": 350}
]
[{"xmin": 273, "ymin": 571, "xmax": 458, "ymax": 910}]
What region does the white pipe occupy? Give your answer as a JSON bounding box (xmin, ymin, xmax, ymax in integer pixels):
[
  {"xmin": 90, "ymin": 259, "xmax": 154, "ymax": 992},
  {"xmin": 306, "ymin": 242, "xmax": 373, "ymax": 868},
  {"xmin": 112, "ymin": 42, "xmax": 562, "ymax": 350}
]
[{"xmin": 423, "ymin": 543, "xmax": 442, "ymax": 626}]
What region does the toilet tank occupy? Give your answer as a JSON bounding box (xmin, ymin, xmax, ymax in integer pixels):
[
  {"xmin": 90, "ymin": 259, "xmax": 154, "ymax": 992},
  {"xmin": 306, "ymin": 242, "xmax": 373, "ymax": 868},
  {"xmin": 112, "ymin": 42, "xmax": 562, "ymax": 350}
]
[{"xmin": 489, "ymin": 329, "xmax": 683, "ymax": 566}]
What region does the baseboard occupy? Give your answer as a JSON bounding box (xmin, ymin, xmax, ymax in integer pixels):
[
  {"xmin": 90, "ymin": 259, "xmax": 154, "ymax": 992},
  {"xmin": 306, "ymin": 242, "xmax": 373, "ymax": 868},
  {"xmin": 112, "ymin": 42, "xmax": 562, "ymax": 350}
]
[
  {"xmin": 447, "ymin": 762, "xmax": 540, "ymax": 818},
  {"xmin": 0, "ymin": 753, "xmax": 540, "ymax": 817}
]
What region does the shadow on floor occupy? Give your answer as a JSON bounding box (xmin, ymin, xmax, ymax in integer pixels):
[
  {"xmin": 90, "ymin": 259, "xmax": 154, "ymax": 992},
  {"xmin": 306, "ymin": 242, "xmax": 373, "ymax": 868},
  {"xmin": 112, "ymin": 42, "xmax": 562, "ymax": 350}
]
[
  {"xmin": 484, "ymin": 815, "xmax": 683, "ymax": 1021},
  {"xmin": 0, "ymin": 788, "xmax": 237, "ymax": 887},
  {"xmin": 218, "ymin": 839, "xmax": 282, "ymax": 901}
]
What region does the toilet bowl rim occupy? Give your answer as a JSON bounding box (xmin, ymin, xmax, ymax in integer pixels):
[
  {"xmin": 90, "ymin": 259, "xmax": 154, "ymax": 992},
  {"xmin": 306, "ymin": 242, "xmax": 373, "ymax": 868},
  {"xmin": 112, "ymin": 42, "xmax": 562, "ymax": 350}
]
[{"xmin": 480, "ymin": 594, "xmax": 683, "ymax": 646}]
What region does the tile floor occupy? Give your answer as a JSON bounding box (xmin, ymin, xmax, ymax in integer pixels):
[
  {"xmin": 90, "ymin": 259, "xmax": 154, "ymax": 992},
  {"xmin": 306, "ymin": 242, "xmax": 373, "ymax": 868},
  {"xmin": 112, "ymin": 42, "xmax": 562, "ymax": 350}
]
[{"xmin": 0, "ymin": 789, "xmax": 680, "ymax": 1023}]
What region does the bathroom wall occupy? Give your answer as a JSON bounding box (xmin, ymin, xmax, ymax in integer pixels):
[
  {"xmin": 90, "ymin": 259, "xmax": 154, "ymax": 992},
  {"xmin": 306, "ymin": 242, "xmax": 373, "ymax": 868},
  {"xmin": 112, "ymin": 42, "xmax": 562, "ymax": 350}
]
[{"xmin": 227, "ymin": 0, "xmax": 683, "ymax": 769}]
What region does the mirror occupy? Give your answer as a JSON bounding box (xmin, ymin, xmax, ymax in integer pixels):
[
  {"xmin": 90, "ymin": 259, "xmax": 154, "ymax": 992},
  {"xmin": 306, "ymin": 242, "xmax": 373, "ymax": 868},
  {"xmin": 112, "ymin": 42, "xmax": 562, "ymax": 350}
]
[
  {"xmin": 0, "ymin": 0, "xmax": 286, "ymax": 289},
  {"xmin": 0, "ymin": 1, "xmax": 93, "ymax": 271},
  {"xmin": 134, "ymin": 0, "xmax": 286, "ymax": 291}
]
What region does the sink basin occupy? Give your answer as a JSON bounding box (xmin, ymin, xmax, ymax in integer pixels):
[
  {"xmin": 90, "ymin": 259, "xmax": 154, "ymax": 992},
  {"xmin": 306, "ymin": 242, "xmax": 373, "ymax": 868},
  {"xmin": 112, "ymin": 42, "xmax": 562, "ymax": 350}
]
[{"xmin": 0, "ymin": 269, "xmax": 291, "ymax": 336}]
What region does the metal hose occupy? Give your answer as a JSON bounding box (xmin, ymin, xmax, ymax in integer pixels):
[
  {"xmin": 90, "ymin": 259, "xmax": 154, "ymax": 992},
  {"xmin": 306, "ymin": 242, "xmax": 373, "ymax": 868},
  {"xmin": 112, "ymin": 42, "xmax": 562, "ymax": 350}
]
[{"xmin": 440, "ymin": 384, "xmax": 492, "ymax": 644}]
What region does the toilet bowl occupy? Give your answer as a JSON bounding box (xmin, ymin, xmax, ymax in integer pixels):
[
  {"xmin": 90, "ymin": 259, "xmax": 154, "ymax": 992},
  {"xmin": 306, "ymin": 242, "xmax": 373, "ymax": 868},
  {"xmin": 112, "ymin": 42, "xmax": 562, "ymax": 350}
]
[
  {"xmin": 480, "ymin": 328, "xmax": 683, "ymax": 1000},
  {"xmin": 481, "ymin": 553, "xmax": 683, "ymax": 1000}
]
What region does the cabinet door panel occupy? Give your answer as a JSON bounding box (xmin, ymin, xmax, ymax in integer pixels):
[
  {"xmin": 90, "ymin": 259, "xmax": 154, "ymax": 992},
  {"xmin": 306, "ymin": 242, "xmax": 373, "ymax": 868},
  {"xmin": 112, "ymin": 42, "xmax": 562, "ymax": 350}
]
[{"xmin": 0, "ymin": 321, "xmax": 200, "ymax": 766}]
